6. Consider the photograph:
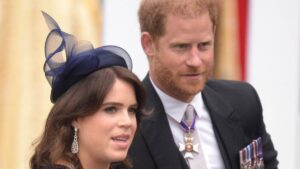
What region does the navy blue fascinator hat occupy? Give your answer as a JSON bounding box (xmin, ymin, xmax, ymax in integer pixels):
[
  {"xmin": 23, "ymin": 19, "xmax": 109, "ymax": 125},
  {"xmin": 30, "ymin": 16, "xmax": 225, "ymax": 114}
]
[{"xmin": 42, "ymin": 12, "xmax": 132, "ymax": 103}]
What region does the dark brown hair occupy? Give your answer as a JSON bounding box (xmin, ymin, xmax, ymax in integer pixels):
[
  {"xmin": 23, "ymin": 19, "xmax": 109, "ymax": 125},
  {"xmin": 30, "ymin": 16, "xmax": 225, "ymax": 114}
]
[
  {"xmin": 30, "ymin": 66, "xmax": 146, "ymax": 169},
  {"xmin": 138, "ymin": 0, "xmax": 218, "ymax": 39}
]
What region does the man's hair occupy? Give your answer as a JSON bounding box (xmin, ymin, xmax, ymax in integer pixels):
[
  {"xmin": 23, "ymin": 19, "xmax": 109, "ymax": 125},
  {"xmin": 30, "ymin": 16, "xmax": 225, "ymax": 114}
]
[
  {"xmin": 30, "ymin": 66, "xmax": 146, "ymax": 169},
  {"xmin": 138, "ymin": 0, "xmax": 218, "ymax": 39}
]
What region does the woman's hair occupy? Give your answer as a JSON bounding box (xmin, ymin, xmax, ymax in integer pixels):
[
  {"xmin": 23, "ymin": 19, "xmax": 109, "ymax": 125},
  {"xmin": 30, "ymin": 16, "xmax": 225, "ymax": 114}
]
[
  {"xmin": 30, "ymin": 66, "xmax": 146, "ymax": 169},
  {"xmin": 138, "ymin": 0, "xmax": 218, "ymax": 40}
]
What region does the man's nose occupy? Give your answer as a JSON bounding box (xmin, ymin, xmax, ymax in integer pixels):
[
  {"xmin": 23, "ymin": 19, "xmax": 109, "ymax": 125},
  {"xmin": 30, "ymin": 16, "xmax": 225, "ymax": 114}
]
[{"xmin": 186, "ymin": 47, "xmax": 203, "ymax": 67}]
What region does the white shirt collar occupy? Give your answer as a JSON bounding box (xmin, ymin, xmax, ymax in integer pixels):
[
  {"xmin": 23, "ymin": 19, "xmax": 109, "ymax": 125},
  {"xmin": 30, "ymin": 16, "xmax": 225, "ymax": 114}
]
[{"xmin": 150, "ymin": 78, "xmax": 205, "ymax": 123}]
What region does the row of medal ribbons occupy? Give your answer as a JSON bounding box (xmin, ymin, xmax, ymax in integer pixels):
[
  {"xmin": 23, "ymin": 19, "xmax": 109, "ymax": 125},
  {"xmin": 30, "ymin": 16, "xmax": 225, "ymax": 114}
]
[{"xmin": 239, "ymin": 137, "xmax": 264, "ymax": 169}]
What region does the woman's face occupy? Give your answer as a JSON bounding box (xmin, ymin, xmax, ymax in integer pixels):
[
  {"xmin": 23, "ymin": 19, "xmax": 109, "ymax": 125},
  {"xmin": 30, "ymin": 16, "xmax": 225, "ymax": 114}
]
[{"xmin": 73, "ymin": 78, "xmax": 138, "ymax": 166}]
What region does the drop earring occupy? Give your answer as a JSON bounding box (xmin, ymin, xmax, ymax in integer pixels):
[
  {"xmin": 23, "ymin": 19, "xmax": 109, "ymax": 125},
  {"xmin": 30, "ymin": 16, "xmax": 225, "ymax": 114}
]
[{"xmin": 71, "ymin": 128, "xmax": 78, "ymax": 154}]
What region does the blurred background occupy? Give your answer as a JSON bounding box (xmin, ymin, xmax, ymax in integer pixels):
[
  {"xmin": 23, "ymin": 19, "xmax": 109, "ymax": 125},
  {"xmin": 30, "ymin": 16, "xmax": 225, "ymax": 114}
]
[{"xmin": 0, "ymin": 0, "xmax": 299, "ymax": 168}]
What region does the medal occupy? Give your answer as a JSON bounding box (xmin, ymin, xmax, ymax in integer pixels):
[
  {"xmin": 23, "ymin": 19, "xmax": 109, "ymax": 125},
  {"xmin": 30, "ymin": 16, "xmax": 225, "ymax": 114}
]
[
  {"xmin": 239, "ymin": 137, "xmax": 265, "ymax": 169},
  {"xmin": 179, "ymin": 131, "xmax": 199, "ymax": 159},
  {"xmin": 178, "ymin": 108, "xmax": 199, "ymax": 159}
]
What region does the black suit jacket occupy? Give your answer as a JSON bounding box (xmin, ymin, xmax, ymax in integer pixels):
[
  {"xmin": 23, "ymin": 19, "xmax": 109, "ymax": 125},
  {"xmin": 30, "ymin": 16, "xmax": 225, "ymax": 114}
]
[{"xmin": 129, "ymin": 75, "xmax": 278, "ymax": 169}]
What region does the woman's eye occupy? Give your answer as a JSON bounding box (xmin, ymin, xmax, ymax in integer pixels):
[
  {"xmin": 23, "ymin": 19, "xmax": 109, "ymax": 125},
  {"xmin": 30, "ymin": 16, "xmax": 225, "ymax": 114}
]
[
  {"xmin": 104, "ymin": 106, "xmax": 117, "ymax": 113},
  {"xmin": 128, "ymin": 107, "xmax": 138, "ymax": 114}
]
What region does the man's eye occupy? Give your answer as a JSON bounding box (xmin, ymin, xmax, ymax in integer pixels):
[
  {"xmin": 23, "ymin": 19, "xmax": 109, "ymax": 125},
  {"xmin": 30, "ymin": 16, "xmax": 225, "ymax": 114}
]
[
  {"xmin": 171, "ymin": 43, "xmax": 189, "ymax": 51},
  {"xmin": 175, "ymin": 44, "xmax": 189, "ymax": 49},
  {"xmin": 198, "ymin": 42, "xmax": 211, "ymax": 50},
  {"xmin": 104, "ymin": 106, "xmax": 117, "ymax": 113}
]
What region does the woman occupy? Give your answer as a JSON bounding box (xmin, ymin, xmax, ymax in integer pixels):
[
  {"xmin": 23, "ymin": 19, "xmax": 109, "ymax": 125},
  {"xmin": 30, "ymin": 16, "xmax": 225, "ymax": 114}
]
[{"xmin": 30, "ymin": 12, "xmax": 146, "ymax": 169}]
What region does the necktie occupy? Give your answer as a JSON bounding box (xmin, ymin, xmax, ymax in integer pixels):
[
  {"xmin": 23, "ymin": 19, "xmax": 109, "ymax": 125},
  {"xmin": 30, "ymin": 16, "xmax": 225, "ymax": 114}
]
[{"xmin": 181, "ymin": 104, "xmax": 207, "ymax": 169}]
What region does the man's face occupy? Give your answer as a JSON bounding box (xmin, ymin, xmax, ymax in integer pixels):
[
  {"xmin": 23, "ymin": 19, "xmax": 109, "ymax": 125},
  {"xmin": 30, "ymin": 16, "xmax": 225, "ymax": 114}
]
[{"xmin": 146, "ymin": 11, "xmax": 215, "ymax": 102}]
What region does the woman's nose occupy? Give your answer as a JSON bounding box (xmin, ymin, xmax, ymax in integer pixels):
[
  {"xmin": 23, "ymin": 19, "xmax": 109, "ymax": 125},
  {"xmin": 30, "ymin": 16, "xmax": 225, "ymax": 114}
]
[{"xmin": 119, "ymin": 111, "xmax": 135, "ymax": 127}]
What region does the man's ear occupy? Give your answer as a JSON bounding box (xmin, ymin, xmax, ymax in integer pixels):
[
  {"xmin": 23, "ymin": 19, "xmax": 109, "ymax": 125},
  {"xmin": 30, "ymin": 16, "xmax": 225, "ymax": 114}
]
[{"xmin": 141, "ymin": 32, "xmax": 156, "ymax": 59}]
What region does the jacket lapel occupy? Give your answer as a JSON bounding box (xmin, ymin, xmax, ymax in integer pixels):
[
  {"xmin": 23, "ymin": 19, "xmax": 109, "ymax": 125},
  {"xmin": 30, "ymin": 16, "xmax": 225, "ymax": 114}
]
[
  {"xmin": 141, "ymin": 75, "xmax": 189, "ymax": 169},
  {"xmin": 202, "ymin": 85, "xmax": 245, "ymax": 169}
]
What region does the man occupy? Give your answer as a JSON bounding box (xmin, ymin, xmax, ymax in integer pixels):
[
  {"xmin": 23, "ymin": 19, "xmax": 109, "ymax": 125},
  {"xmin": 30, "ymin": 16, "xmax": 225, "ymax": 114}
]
[{"xmin": 129, "ymin": 0, "xmax": 278, "ymax": 169}]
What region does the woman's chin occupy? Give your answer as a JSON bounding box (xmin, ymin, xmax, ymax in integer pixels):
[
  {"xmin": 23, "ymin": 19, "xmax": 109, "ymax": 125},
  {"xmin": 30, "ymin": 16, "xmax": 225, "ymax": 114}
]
[{"xmin": 109, "ymin": 151, "xmax": 128, "ymax": 162}]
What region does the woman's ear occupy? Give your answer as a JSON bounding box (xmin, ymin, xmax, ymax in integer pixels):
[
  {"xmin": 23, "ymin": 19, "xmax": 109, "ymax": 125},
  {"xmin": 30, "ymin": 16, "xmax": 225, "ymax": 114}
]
[
  {"xmin": 72, "ymin": 119, "xmax": 80, "ymax": 129},
  {"xmin": 141, "ymin": 32, "xmax": 156, "ymax": 60}
]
